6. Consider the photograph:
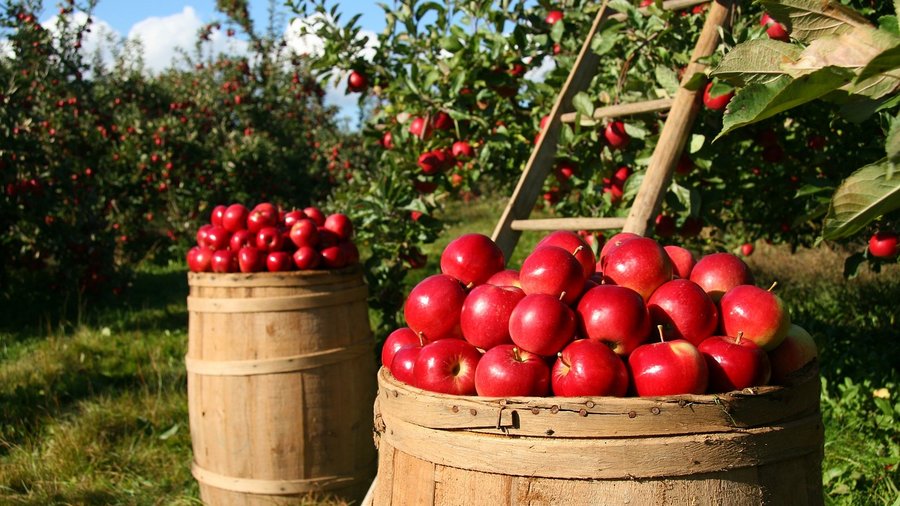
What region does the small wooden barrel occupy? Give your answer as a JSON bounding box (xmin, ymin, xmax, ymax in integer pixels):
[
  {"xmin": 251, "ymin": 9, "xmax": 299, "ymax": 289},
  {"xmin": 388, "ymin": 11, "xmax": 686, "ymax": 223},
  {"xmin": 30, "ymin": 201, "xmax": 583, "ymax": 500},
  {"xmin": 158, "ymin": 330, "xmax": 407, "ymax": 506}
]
[
  {"xmin": 373, "ymin": 366, "xmax": 823, "ymax": 505},
  {"xmin": 187, "ymin": 267, "xmax": 376, "ymax": 505}
]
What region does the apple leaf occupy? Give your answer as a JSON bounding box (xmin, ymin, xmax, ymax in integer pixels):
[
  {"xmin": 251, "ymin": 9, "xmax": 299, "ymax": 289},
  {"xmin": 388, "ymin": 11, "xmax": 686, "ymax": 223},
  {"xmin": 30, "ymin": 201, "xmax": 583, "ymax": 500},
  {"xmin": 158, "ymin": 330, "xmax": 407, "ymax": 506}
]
[
  {"xmin": 823, "ymin": 158, "xmax": 900, "ymax": 240},
  {"xmin": 572, "ymin": 91, "xmax": 594, "ymax": 118},
  {"xmin": 857, "ymin": 43, "xmax": 900, "ymax": 82},
  {"xmin": 681, "ymin": 71, "xmax": 706, "ymax": 91},
  {"xmin": 759, "ymin": 0, "xmax": 873, "ymax": 44},
  {"xmin": 785, "ymin": 27, "xmax": 899, "ymax": 78},
  {"xmin": 887, "ymin": 114, "xmax": 900, "ymax": 179},
  {"xmin": 716, "ymin": 67, "xmax": 852, "ymax": 140},
  {"xmin": 689, "ymin": 134, "xmax": 705, "ymax": 154},
  {"xmin": 655, "ymin": 65, "xmax": 679, "ymax": 95},
  {"xmin": 879, "ymin": 15, "xmax": 900, "ymax": 36},
  {"xmin": 711, "ymin": 39, "xmax": 802, "ymax": 86}
]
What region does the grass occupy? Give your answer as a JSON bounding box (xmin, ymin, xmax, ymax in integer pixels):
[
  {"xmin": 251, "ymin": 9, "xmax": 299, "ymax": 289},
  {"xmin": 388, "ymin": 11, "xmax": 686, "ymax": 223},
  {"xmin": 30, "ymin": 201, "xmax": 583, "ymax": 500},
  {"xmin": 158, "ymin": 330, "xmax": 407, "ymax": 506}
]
[{"xmin": 1, "ymin": 196, "xmax": 898, "ymax": 505}]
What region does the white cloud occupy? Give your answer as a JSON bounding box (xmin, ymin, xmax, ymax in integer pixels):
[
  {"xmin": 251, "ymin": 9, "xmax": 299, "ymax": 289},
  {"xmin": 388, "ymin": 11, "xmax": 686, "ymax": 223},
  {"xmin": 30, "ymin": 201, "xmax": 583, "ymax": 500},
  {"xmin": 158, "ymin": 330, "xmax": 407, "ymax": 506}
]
[
  {"xmin": 37, "ymin": 11, "xmax": 120, "ymax": 68},
  {"xmin": 524, "ymin": 55, "xmax": 556, "ymax": 83},
  {"xmin": 127, "ymin": 6, "xmax": 248, "ymax": 73}
]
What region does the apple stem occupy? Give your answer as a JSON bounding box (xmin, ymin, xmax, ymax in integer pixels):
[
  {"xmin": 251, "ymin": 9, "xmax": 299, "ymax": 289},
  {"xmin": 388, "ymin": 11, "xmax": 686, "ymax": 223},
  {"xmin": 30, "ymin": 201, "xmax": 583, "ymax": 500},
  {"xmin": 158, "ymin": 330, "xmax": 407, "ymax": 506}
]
[
  {"xmin": 557, "ymin": 351, "xmax": 569, "ymax": 367},
  {"xmin": 466, "ymin": 281, "xmax": 475, "ymax": 290},
  {"xmin": 417, "ymin": 331, "xmax": 426, "ymax": 347},
  {"xmin": 513, "ymin": 347, "xmax": 521, "ymax": 362},
  {"xmin": 657, "ymin": 324, "xmax": 665, "ymax": 343},
  {"xmin": 767, "ymin": 281, "xmax": 778, "ymax": 292},
  {"xmin": 736, "ymin": 331, "xmax": 743, "ymax": 345},
  {"xmin": 559, "ymin": 291, "xmax": 567, "ymax": 301},
  {"xmin": 573, "ymin": 245, "xmax": 584, "ymax": 256}
]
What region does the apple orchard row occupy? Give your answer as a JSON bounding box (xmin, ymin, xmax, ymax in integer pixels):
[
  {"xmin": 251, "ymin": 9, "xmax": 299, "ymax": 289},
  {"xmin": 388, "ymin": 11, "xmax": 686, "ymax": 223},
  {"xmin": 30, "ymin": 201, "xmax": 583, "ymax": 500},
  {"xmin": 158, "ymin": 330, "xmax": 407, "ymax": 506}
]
[{"xmin": 383, "ymin": 232, "xmax": 818, "ymax": 398}]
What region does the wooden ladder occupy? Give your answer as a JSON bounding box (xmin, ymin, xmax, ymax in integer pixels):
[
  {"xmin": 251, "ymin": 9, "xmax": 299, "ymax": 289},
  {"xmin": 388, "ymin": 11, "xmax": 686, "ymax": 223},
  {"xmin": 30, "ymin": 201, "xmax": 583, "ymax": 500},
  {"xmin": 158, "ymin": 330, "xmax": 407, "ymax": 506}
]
[{"xmin": 491, "ymin": 0, "xmax": 735, "ymax": 261}]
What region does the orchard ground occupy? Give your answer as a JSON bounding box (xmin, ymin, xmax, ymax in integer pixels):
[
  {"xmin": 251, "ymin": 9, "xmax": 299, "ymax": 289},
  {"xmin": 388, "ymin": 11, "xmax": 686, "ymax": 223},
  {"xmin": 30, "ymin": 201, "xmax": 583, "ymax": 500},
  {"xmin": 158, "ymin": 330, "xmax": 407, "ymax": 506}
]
[{"xmin": 1, "ymin": 196, "xmax": 898, "ymax": 505}]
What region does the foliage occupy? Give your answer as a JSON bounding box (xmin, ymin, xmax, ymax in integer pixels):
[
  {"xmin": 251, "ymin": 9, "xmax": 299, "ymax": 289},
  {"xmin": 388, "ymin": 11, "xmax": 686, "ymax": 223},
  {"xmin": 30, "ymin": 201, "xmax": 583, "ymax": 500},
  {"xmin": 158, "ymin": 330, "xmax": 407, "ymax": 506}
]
[
  {"xmin": 0, "ymin": 0, "xmax": 348, "ymax": 318},
  {"xmin": 711, "ymin": 0, "xmax": 900, "ymax": 275}
]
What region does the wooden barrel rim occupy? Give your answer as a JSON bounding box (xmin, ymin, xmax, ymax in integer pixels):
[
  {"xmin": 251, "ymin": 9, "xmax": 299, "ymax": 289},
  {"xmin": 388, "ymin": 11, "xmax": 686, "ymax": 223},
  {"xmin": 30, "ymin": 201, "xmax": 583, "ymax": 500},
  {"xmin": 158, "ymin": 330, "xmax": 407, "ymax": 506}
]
[
  {"xmin": 375, "ymin": 365, "xmax": 819, "ymax": 437},
  {"xmin": 187, "ymin": 285, "xmax": 369, "ymax": 313},
  {"xmin": 185, "ymin": 340, "xmax": 372, "ymax": 376},
  {"xmin": 187, "ymin": 265, "xmax": 363, "ymax": 288},
  {"xmin": 376, "ymin": 405, "xmax": 822, "ymax": 479},
  {"xmin": 191, "ymin": 462, "xmax": 362, "ymax": 495}
]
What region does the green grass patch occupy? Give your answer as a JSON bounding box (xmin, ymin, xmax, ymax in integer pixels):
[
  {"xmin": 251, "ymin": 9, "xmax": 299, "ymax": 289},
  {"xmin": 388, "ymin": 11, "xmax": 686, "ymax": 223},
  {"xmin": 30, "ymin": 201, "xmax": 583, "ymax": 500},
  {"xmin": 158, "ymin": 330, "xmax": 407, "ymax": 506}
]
[{"xmin": 1, "ymin": 197, "xmax": 898, "ymax": 504}]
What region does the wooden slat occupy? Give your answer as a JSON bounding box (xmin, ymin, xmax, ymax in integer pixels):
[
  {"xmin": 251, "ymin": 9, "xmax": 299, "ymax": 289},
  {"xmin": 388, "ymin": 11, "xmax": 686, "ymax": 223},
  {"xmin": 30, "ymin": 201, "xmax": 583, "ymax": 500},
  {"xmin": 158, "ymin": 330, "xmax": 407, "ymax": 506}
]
[
  {"xmin": 510, "ymin": 216, "xmax": 627, "ymax": 232},
  {"xmin": 491, "ymin": 1, "xmax": 613, "ymax": 262},
  {"xmin": 623, "ymin": 0, "xmax": 735, "ymax": 234},
  {"xmin": 559, "ymin": 98, "xmax": 673, "ymax": 124}
]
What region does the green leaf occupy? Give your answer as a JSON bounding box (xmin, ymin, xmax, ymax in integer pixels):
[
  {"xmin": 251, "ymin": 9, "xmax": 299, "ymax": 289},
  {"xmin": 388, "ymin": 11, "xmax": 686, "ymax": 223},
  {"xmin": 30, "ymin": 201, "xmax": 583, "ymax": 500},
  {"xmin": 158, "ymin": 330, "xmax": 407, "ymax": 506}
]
[
  {"xmin": 856, "ymin": 43, "xmax": 900, "ymax": 82},
  {"xmin": 689, "ymin": 134, "xmax": 705, "ymax": 153},
  {"xmin": 823, "ymin": 158, "xmax": 900, "ymax": 240},
  {"xmin": 591, "ymin": 20, "xmax": 624, "ymax": 56},
  {"xmin": 716, "ymin": 67, "xmax": 852, "ymax": 139},
  {"xmin": 759, "ymin": 0, "xmax": 873, "ymax": 43},
  {"xmin": 682, "ymin": 71, "xmax": 706, "ymax": 91},
  {"xmin": 879, "ymin": 15, "xmax": 900, "ymax": 36},
  {"xmin": 158, "ymin": 423, "xmax": 179, "ymax": 441},
  {"xmin": 572, "ymin": 92, "xmax": 594, "ymax": 117},
  {"xmin": 711, "ymin": 39, "xmax": 803, "ymax": 86},
  {"xmin": 887, "ymin": 114, "xmax": 900, "ymax": 178},
  {"xmin": 654, "ymin": 65, "xmax": 679, "ymax": 95}
]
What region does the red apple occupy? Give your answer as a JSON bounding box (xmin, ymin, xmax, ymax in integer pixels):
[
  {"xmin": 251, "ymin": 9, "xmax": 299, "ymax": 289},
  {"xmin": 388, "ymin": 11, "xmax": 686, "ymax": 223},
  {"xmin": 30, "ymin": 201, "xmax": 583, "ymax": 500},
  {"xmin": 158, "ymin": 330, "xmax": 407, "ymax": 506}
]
[
  {"xmin": 237, "ymin": 246, "xmax": 265, "ymax": 273},
  {"xmin": 675, "ymin": 154, "xmax": 693, "ymax": 175},
  {"xmin": 292, "ymin": 245, "xmax": 321, "ymax": 270},
  {"xmin": 545, "ymin": 10, "xmax": 563, "ymax": 25},
  {"xmin": 196, "ymin": 224, "xmax": 213, "ymax": 248},
  {"xmin": 604, "ymin": 121, "xmax": 630, "ymax": 150},
  {"xmin": 210, "ymin": 205, "xmax": 227, "ymax": 227},
  {"xmin": 347, "ymin": 70, "xmax": 367, "ymax": 93},
  {"xmin": 317, "ymin": 227, "xmax": 340, "ymax": 248},
  {"xmin": 536, "ymin": 230, "xmax": 596, "ymax": 279},
  {"xmin": 222, "ymin": 203, "xmax": 249, "ymax": 232},
  {"xmin": 769, "ymin": 324, "xmax": 818, "ymax": 384},
  {"xmin": 211, "ymin": 249, "xmax": 237, "ymax": 273},
  {"xmin": 689, "ymin": 252, "xmax": 754, "ymax": 301},
  {"xmin": 509, "ymin": 293, "xmax": 576, "ymax": 356},
  {"xmin": 699, "ymin": 334, "xmax": 771, "ymax": 392},
  {"xmin": 229, "ymin": 229, "xmax": 253, "ymax": 252},
  {"xmin": 205, "ymin": 226, "xmax": 231, "ymax": 251},
  {"xmin": 266, "ymin": 251, "xmax": 293, "ymax": 272},
  {"xmin": 869, "ymin": 231, "xmax": 898, "ymax": 258},
  {"xmin": 598, "ymin": 232, "xmax": 639, "ymax": 268},
  {"xmin": 381, "ymin": 327, "xmax": 422, "ymax": 369},
  {"xmin": 253, "ymin": 202, "xmax": 278, "ymax": 217},
  {"xmin": 703, "ymin": 81, "xmax": 733, "ymax": 111},
  {"xmin": 486, "ymin": 269, "xmax": 521, "ymax": 288},
  {"xmin": 664, "ymin": 245, "xmax": 696, "ymax": 279},
  {"xmin": 552, "ymin": 339, "xmax": 629, "ymax": 397},
  {"xmin": 380, "ymin": 131, "xmax": 393, "ymax": 150},
  {"xmin": 520, "ymin": 246, "xmax": 585, "ymax": 306},
  {"xmin": 451, "ymin": 140, "xmax": 474, "ymax": 160},
  {"xmin": 187, "ymin": 246, "xmax": 213, "ymax": 272},
  {"xmin": 576, "ymin": 285, "xmax": 651, "ymax": 355},
  {"xmin": 303, "ymin": 206, "xmax": 326, "ymax": 226},
  {"xmin": 601, "ymin": 237, "xmax": 673, "ymax": 302},
  {"xmin": 460, "ymin": 284, "xmax": 526, "ymax": 350},
  {"xmin": 282, "ymin": 210, "xmax": 306, "ymax": 229},
  {"xmin": 390, "ymin": 346, "xmax": 420, "ymax": 385},
  {"xmin": 339, "ymin": 240, "xmax": 360, "ymax": 265},
  {"xmin": 324, "ymin": 213, "xmax": 353, "ymax": 240},
  {"xmin": 741, "ymin": 242, "xmax": 755, "ymax": 257},
  {"xmin": 719, "ymin": 284, "xmax": 791, "ymax": 351},
  {"xmin": 417, "ymin": 150, "xmax": 444, "ymax": 175},
  {"xmin": 247, "ymin": 207, "xmax": 278, "ymax": 234},
  {"xmin": 408, "ymin": 116, "xmax": 432, "ymax": 139},
  {"xmin": 760, "ymin": 12, "xmax": 790, "ymax": 42},
  {"xmin": 431, "ymin": 111, "xmax": 453, "ymax": 131},
  {"xmin": 413, "ymin": 338, "xmax": 481, "ymax": 395},
  {"xmin": 320, "ymin": 245, "xmax": 347, "ymax": 268},
  {"xmin": 289, "ymin": 219, "xmax": 319, "ymax": 248},
  {"xmin": 629, "ymin": 336, "xmax": 708, "ymax": 396},
  {"xmin": 255, "ymin": 226, "xmax": 284, "ymax": 252},
  {"xmin": 648, "ymin": 279, "xmax": 718, "ymax": 346},
  {"xmin": 475, "ymin": 345, "xmax": 550, "ymax": 397},
  {"xmin": 440, "ymin": 233, "xmax": 505, "ymax": 288},
  {"xmin": 404, "ymin": 274, "xmax": 467, "ymax": 342}
]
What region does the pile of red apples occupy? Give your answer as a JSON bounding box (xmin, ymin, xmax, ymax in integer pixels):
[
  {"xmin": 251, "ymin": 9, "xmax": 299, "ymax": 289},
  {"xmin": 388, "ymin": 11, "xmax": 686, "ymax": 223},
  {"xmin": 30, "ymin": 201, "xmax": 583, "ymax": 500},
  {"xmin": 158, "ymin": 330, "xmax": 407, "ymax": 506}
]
[
  {"xmin": 382, "ymin": 231, "xmax": 818, "ymax": 398},
  {"xmin": 187, "ymin": 202, "xmax": 358, "ymax": 273}
]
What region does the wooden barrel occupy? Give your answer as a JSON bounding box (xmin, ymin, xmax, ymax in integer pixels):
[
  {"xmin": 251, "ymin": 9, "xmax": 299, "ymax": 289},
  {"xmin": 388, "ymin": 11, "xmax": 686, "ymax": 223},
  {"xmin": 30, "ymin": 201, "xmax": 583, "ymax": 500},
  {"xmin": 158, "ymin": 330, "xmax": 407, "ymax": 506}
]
[
  {"xmin": 372, "ymin": 365, "xmax": 823, "ymax": 505},
  {"xmin": 187, "ymin": 266, "xmax": 376, "ymax": 505}
]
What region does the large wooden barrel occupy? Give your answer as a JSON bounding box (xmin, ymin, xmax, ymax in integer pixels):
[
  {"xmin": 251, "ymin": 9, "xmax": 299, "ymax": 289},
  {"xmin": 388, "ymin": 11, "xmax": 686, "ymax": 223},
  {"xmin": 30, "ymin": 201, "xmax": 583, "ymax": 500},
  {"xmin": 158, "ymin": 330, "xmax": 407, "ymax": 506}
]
[
  {"xmin": 187, "ymin": 266, "xmax": 376, "ymax": 505},
  {"xmin": 372, "ymin": 365, "xmax": 823, "ymax": 505}
]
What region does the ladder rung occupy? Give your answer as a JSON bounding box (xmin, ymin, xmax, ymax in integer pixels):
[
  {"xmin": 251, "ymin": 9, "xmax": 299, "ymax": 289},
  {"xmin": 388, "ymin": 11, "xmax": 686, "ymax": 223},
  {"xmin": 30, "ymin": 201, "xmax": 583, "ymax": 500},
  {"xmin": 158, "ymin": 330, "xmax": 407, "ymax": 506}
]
[
  {"xmin": 511, "ymin": 217, "xmax": 627, "ymax": 232},
  {"xmin": 560, "ymin": 98, "xmax": 673, "ymax": 124}
]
